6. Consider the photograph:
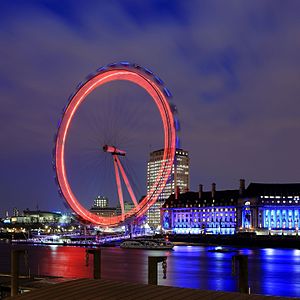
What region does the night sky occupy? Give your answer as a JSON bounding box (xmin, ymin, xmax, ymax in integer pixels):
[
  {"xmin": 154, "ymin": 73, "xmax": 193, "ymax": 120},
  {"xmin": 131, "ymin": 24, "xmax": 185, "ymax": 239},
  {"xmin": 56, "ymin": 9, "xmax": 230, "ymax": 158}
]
[{"xmin": 1, "ymin": 1, "xmax": 300, "ymax": 216}]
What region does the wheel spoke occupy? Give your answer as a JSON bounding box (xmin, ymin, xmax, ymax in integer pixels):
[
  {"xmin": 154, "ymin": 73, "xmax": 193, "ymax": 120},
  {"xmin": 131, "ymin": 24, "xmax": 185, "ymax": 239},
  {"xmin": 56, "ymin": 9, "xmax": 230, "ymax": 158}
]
[
  {"xmin": 115, "ymin": 155, "xmax": 138, "ymax": 207},
  {"xmin": 113, "ymin": 155, "xmax": 125, "ymax": 220}
]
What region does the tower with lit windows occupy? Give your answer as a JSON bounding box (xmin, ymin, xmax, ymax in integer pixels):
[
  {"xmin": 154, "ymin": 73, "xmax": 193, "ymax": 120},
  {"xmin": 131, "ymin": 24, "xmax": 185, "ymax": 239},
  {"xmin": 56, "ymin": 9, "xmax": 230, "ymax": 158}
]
[
  {"xmin": 146, "ymin": 148, "xmax": 189, "ymax": 228},
  {"xmin": 93, "ymin": 196, "xmax": 108, "ymax": 208}
]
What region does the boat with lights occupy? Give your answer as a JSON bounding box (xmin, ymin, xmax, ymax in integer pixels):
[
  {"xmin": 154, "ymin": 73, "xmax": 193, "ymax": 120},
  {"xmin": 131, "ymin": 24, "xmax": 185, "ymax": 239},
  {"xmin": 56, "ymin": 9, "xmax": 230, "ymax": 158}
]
[
  {"xmin": 120, "ymin": 239, "xmax": 174, "ymax": 250},
  {"xmin": 208, "ymin": 246, "xmax": 238, "ymax": 253}
]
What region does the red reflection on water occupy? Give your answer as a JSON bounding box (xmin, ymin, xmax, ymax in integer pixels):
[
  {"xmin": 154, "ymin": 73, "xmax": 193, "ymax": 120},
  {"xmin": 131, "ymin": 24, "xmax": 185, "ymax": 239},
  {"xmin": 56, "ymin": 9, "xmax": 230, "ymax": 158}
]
[{"xmin": 37, "ymin": 246, "xmax": 91, "ymax": 278}]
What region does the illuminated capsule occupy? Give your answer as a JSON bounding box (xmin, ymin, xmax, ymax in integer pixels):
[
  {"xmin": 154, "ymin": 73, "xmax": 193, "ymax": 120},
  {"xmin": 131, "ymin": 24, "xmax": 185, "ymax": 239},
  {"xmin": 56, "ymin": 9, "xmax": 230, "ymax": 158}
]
[
  {"xmin": 63, "ymin": 201, "xmax": 70, "ymax": 209},
  {"xmin": 76, "ymin": 81, "xmax": 84, "ymax": 89},
  {"xmin": 68, "ymin": 92, "xmax": 76, "ymax": 103},
  {"xmin": 96, "ymin": 66, "xmax": 108, "ymax": 72},
  {"xmin": 142, "ymin": 66, "xmax": 153, "ymax": 75},
  {"xmin": 86, "ymin": 72, "xmax": 97, "ymax": 81},
  {"xmin": 170, "ymin": 103, "xmax": 178, "ymax": 114},
  {"xmin": 174, "ymin": 118, "xmax": 181, "ymax": 131},
  {"xmin": 119, "ymin": 61, "xmax": 131, "ymax": 66},
  {"xmin": 163, "ymin": 87, "xmax": 172, "ymax": 98},
  {"xmin": 108, "ymin": 62, "xmax": 118, "ymax": 67},
  {"xmin": 176, "ymin": 136, "xmax": 181, "ymax": 148},
  {"xmin": 57, "ymin": 117, "xmax": 62, "ymax": 128},
  {"xmin": 58, "ymin": 189, "xmax": 64, "ymax": 198},
  {"xmin": 154, "ymin": 75, "xmax": 164, "ymax": 85},
  {"xmin": 62, "ymin": 105, "xmax": 67, "ymax": 114}
]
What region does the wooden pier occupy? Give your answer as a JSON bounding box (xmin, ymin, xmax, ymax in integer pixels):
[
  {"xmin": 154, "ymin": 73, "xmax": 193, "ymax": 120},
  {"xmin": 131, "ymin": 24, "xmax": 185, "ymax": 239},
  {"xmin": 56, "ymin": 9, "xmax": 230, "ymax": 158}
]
[{"xmin": 10, "ymin": 278, "xmax": 296, "ymax": 300}]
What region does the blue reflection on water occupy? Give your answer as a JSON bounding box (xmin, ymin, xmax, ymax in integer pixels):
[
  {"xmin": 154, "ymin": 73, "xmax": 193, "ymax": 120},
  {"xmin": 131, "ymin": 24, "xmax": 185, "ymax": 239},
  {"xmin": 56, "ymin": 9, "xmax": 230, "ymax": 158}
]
[
  {"xmin": 248, "ymin": 248, "xmax": 300, "ymax": 297},
  {"xmin": 168, "ymin": 246, "xmax": 236, "ymax": 291},
  {"xmin": 165, "ymin": 246, "xmax": 300, "ymax": 297}
]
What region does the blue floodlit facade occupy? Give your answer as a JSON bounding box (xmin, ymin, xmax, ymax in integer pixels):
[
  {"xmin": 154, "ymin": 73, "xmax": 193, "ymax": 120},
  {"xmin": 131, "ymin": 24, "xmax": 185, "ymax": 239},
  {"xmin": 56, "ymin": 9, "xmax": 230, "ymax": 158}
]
[
  {"xmin": 161, "ymin": 183, "xmax": 240, "ymax": 234},
  {"xmin": 161, "ymin": 180, "xmax": 300, "ymax": 234},
  {"xmin": 237, "ymin": 183, "xmax": 300, "ymax": 234}
]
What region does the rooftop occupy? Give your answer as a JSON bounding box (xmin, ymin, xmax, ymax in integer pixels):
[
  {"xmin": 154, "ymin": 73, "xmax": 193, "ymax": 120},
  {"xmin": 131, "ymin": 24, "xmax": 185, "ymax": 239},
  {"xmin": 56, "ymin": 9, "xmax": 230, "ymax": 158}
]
[
  {"xmin": 245, "ymin": 183, "xmax": 300, "ymax": 197},
  {"xmin": 163, "ymin": 190, "xmax": 239, "ymax": 208}
]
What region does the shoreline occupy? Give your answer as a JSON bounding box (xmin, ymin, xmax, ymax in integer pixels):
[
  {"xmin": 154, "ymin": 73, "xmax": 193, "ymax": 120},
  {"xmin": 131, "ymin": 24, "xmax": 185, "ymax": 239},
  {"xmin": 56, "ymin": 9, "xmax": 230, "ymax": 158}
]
[
  {"xmin": 168, "ymin": 234, "xmax": 300, "ymax": 248},
  {"xmin": 3, "ymin": 232, "xmax": 300, "ymax": 249}
]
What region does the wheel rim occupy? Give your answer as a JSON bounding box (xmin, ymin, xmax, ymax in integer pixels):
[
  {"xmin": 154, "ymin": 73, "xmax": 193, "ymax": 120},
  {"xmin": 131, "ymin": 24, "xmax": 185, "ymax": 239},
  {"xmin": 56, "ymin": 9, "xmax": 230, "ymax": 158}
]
[{"xmin": 55, "ymin": 64, "xmax": 176, "ymax": 226}]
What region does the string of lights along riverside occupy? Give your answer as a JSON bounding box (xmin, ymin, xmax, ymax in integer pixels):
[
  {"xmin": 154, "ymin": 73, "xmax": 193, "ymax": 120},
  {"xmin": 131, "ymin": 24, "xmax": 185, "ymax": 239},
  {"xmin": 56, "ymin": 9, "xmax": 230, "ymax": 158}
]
[{"xmin": 53, "ymin": 62, "xmax": 177, "ymax": 226}]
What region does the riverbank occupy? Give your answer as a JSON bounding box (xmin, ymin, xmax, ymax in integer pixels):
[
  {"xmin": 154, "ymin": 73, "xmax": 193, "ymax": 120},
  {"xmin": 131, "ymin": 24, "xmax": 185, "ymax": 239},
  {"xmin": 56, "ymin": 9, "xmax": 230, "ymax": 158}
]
[
  {"xmin": 168, "ymin": 233, "xmax": 300, "ymax": 248},
  {"xmin": 3, "ymin": 232, "xmax": 300, "ymax": 249}
]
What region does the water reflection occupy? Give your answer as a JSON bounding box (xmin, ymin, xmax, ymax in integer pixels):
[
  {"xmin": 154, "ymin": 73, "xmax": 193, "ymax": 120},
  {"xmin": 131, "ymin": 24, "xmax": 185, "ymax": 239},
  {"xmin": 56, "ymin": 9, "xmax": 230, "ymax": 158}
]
[
  {"xmin": 0, "ymin": 242, "xmax": 299, "ymax": 297},
  {"xmin": 249, "ymin": 247, "xmax": 300, "ymax": 297}
]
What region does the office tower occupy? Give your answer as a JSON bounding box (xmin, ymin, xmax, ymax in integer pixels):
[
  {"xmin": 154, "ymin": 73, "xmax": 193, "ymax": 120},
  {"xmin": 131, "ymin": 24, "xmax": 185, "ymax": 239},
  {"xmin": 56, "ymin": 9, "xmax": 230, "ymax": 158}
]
[{"xmin": 146, "ymin": 148, "xmax": 189, "ymax": 228}]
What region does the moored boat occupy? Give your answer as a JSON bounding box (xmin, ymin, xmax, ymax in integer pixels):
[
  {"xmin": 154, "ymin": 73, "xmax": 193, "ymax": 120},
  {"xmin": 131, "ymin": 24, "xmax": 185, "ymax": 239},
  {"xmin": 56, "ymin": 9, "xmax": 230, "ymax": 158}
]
[
  {"xmin": 208, "ymin": 246, "xmax": 238, "ymax": 253},
  {"xmin": 120, "ymin": 239, "xmax": 174, "ymax": 250}
]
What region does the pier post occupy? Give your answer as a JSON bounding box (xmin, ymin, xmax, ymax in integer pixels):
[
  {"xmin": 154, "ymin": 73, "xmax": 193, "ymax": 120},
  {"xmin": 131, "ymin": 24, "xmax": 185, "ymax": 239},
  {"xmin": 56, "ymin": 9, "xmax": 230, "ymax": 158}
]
[
  {"xmin": 148, "ymin": 256, "xmax": 167, "ymax": 285},
  {"xmin": 232, "ymin": 255, "xmax": 249, "ymax": 294},
  {"xmin": 86, "ymin": 249, "xmax": 101, "ymax": 279},
  {"xmin": 11, "ymin": 249, "xmax": 26, "ymax": 297}
]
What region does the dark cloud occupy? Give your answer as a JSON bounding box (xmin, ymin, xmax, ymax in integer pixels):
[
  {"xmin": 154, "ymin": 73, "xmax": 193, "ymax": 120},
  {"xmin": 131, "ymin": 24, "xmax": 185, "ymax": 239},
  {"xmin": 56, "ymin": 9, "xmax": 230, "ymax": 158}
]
[{"xmin": 1, "ymin": 0, "xmax": 300, "ymax": 215}]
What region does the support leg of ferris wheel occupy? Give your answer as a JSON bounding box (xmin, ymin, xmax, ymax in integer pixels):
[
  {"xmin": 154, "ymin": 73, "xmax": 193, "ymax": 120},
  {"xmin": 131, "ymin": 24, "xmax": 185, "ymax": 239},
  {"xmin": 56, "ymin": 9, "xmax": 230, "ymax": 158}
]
[
  {"xmin": 113, "ymin": 155, "xmax": 125, "ymax": 221},
  {"xmin": 114, "ymin": 155, "xmax": 138, "ymax": 208}
]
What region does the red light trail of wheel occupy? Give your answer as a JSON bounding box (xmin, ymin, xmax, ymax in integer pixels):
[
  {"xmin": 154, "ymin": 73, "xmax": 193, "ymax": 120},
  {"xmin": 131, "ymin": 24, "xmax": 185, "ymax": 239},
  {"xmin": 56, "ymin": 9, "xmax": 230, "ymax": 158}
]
[{"xmin": 54, "ymin": 63, "xmax": 176, "ymax": 226}]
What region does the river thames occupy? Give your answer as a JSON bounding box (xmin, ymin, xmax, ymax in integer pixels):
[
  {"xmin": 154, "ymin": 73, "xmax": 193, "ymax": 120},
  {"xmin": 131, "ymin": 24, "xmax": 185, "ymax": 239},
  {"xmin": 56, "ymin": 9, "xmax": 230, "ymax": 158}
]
[{"xmin": 1, "ymin": 242, "xmax": 299, "ymax": 298}]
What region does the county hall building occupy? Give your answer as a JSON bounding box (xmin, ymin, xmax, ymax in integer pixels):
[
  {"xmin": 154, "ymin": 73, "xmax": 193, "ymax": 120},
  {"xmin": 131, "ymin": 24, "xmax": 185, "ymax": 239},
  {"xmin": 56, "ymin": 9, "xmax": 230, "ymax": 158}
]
[{"xmin": 161, "ymin": 180, "xmax": 300, "ymax": 235}]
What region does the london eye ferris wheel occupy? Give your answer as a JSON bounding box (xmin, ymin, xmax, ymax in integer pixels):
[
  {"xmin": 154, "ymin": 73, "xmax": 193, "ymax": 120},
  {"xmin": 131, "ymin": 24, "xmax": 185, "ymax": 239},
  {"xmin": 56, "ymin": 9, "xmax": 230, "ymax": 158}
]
[{"xmin": 53, "ymin": 62, "xmax": 178, "ymax": 227}]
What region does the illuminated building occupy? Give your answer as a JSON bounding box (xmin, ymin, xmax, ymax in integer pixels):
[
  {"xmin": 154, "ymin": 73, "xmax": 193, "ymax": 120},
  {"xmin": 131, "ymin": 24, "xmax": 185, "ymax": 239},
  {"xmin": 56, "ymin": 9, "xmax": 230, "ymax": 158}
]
[
  {"xmin": 146, "ymin": 149, "xmax": 189, "ymax": 229},
  {"xmin": 90, "ymin": 196, "xmax": 117, "ymax": 217},
  {"xmin": 162, "ymin": 182, "xmax": 239, "ymax": 234},
  {"xmin": 9, "ymin": 210, "xmax": 72, "ymax": 224},
  {"xmin": 90, "ymin": 207, "xmax": 117, "ymax": 218},
  {"xmin": 90, "ymin": 197, "xmax": 134, "ymax": 218},
  {"xmin": 147, "ymin": 148, "xmax": 189, "ymax": 200},
  {"xmin": 237, "ymin": 183, "xmax": 300, "ymax": 234},
  {"xmin": 93, "ymin": 196, "xmax": 108, "ymax": 208},
  {"xmin": 116, "ymin": 201, "xmax": 135, "ymax": 215},
  {"xmin": 13, "ymin": 207, "xmax": 19, "ymax": 217},
  {"xmin": 162, "ymin": 180, "xmax": 300, "ymax": 235}
]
